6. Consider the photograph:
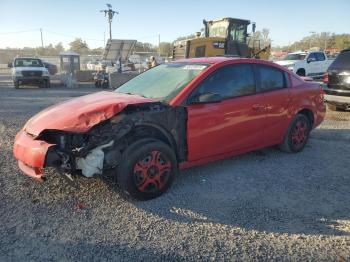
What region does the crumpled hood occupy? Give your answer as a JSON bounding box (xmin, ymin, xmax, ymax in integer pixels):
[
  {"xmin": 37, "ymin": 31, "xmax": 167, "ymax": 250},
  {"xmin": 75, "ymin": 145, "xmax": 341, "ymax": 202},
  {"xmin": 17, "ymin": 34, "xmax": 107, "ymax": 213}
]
[
  {"xmin": 24, "ymin": 91, "xmax": 155, "ymax": 137},
  {"xmin": 274, "ymin": 60, "xmax": 298, "ymax": 66}
]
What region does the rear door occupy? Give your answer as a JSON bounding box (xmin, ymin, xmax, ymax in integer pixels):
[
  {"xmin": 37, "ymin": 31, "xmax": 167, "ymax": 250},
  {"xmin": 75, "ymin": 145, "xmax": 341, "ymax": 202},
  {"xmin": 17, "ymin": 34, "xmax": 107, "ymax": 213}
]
[
  {"xmin": 186, "ymin": 63, "xmax": 266, "ymax": 161},
  {"xmin": 255, "ymin": 64, "xmax": 292, "ymax": 145},
  {"xmin": 314, "ymin": 52, "xmax": 328, "ymax": 76},
  {"xmin": 306, "ymin": 52, "xmax": 318, "ymax": 76}
]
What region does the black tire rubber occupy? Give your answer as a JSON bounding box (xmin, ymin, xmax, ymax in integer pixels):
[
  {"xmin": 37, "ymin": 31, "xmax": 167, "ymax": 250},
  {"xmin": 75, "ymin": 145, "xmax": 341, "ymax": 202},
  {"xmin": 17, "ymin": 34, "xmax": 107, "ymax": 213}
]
[
  {"xmin": 296, "ymin": 69, "xmax": 306, "ymax": 76},
  {"xmin": 116, "ymin": 139, "xmax": 178, "ymax": 200},
  {"xmin": 45, "ymin": 80, "xmax": 51, "ymax": 88},
  {"xmin": 14, "ymin": 81, "xmax": 19, "ymax": 89},
  {"xmin": 279, "ymin": 114, "xmax": 311, "ymax": 153}
]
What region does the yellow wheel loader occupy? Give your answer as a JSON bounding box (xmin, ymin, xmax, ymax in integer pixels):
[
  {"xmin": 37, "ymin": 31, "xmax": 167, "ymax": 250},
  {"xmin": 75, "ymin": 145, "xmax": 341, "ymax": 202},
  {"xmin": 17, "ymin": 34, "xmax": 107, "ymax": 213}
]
[{"xmin": 173, "ymin": 17, "xmax": 271, "ymax": 60}]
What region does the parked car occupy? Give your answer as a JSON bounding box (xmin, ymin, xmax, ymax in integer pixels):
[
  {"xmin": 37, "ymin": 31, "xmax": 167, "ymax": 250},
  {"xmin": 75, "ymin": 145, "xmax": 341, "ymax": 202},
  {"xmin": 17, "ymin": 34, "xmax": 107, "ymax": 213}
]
[
  {"xmin": 323, "ymin": 48, "xmax": 350, "ymax": 110},
  {"xmin": 43, "ymin": 62, "xmax": 58, "ymax": 75},
  {"xmin": 13, "ymin": 57, "xmax": 325, "ymax": 200},
  {"xmin": 9, "ymin": 57, "xmax": 50, "ymax": 88},
  {"xmin": 275, "ymin": 51, "xmax": 332, "ymax": 78}
]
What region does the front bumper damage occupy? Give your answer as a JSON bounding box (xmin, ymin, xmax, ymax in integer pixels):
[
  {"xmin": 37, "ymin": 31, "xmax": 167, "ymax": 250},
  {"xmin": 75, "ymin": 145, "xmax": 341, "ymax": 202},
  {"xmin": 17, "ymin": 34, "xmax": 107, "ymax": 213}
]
[
  {"xmin": 13, "ymin": 130, "xmax": 53, "ymax": 181},
  {"xmin": 13, "ymin": 102, "xmax": 187, "ymax": 182}
]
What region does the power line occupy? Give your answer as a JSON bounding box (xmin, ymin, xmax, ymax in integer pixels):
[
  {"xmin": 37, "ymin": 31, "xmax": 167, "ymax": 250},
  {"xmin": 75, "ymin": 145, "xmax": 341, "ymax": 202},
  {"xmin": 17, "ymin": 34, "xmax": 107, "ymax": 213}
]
[{"xmin": 0, "ymin": 29, "xmax": 40, "ymax": 35}]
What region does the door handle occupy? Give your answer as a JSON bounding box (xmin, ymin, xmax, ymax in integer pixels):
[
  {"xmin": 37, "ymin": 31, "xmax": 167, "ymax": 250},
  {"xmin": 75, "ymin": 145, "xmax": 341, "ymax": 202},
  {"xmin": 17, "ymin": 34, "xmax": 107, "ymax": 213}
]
[{"xmin": 252, "ymin": 104, "xmax": 265, "ymax": 110}]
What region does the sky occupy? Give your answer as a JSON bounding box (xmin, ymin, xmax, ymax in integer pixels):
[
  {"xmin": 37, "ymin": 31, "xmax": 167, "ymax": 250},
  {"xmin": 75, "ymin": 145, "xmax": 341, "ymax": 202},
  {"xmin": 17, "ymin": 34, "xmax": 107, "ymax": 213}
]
[{"xmin": 0, "ymin": 0, "xmax": 349, "ymax": 49}]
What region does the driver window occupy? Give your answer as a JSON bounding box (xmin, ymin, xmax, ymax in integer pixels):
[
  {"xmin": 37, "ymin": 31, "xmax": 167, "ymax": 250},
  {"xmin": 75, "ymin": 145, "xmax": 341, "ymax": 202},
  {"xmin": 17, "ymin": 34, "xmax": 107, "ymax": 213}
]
[{"xmin": 191, "ymin": 64, "xmax": 256, "ymax": 100}]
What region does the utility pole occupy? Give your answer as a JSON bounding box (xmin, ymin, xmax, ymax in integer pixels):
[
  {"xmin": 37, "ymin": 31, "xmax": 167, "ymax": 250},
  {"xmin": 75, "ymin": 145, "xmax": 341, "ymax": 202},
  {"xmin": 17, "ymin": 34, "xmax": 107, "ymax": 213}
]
[
  {"xmin": 40, "ymin": 28, "xmax": 44, "ymax": 48},
  {"xmin": 100, "ymin": 4, "xmax": 118, "ymax": 40}
]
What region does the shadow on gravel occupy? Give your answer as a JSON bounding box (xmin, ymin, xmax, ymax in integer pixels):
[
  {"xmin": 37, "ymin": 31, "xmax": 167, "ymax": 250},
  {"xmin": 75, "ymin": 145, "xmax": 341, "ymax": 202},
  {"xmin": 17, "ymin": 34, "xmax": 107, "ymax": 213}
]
[
  {"xmin": 0, "ymin": 232, "xmax": 182, "ymax": 261},
  {"xmin": 132, "ymin": 128, "xmax": 350, "ymax": 236},
  {"xmin": 311, "ymin": 128, "xmax": 350, "ymax": 142}
]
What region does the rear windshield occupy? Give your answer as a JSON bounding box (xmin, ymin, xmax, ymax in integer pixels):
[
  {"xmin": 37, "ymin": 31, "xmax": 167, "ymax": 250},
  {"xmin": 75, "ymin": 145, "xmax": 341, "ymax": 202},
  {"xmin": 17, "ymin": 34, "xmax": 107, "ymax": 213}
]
[
  {"xmin": 329, "ymin": 51, "xmax": 350, "ymax": 70},
  {"xmin": 14, "ymin": 58, "xmax": 44, "ymax": 67}
]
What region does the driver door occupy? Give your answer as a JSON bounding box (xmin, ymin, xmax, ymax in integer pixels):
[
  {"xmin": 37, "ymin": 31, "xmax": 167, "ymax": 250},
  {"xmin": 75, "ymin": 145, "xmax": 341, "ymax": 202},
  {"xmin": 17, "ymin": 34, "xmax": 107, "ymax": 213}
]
[{"xmin": 186, "ymin": 64, "xmax": 266, "ymax": 161}]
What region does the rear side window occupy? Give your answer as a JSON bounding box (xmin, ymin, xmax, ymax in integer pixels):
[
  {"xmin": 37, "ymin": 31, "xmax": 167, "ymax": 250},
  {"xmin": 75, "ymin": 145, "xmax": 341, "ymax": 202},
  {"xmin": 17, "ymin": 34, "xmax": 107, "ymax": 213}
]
[
  {"xmin": 315, "ymin": 52, "xmax": 326, "ymax": 61},
  {"xmin": 258, "ymin": 65, "xmax": 285, "ymax": 91},
  {"xmin": 193, "ymin": 64, "xmax": 256, "ymax": 99},
  {"xmin": 329, "ymin": 51, "xmax": 350, "ymax": 70}
]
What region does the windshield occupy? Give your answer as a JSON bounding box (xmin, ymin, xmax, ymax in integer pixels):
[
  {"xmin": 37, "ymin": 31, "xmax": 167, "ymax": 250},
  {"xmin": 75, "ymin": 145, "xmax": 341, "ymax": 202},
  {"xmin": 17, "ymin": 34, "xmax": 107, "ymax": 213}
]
[
  {"xmin": 283, "ymin": 54, "xmax": 306, "ymax": 61},
  {"xmin": 116, "ymin": 63, "xmax": 208, "ymax": 101},
  {"xmin": 14, "ymin": 58, "xmax": 43, "ymax": 67}
]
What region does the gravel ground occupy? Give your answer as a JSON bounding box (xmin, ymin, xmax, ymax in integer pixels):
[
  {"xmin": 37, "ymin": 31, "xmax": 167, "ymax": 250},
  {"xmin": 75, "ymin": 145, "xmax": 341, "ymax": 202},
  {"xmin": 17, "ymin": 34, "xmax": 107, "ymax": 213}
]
[{"xmin": 0, "ymin": 76, "xmax": 350, "ymax": 261}]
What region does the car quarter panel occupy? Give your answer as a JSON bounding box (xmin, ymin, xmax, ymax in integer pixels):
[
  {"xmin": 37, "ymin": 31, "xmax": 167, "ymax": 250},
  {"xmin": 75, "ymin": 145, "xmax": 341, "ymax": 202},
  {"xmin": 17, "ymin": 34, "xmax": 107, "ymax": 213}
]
[{"xmin": 290, "ymin": 75, "xmax": 326, "ymax": 128}]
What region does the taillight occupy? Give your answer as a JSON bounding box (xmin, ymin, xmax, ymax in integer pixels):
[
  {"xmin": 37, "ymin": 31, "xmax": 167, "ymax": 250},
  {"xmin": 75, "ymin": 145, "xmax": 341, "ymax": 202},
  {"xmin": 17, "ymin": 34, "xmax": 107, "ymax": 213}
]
[{"xmin": 323, "ymin": 72, "xmax": 329, "ymax": 83}]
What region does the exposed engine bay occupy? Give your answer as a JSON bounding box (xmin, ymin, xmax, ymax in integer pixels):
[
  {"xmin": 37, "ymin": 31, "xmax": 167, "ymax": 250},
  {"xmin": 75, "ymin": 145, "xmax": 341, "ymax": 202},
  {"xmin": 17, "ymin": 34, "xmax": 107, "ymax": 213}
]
[{"xmin": 38, "ymin": 103, "xmax": 187, "ymax": 178}]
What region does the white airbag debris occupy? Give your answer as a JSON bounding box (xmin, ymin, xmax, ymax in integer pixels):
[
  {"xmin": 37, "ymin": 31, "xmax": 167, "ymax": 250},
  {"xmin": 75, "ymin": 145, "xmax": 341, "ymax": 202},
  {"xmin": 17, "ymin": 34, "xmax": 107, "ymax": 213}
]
[{"xmin": 76, "ymin": 141, "xmax": 113, "ymax": 177}]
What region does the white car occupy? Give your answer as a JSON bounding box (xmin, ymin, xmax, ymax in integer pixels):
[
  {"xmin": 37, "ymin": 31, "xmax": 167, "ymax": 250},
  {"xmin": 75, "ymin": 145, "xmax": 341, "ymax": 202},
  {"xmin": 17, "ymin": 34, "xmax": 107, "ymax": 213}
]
[
  {"xmin": 275, "ymin": 51, "xmax": 332, "ymax": 78},
  {"xmin": 10, "ymin": 58, "xmax": 50, "ymax": 89}
]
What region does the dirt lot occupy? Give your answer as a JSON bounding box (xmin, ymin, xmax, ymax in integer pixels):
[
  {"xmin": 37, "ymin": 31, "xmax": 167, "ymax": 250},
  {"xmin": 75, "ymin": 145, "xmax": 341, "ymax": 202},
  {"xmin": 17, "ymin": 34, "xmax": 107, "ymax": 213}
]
[{"xmin": 0, "ymin": 76, "xmax": 350, "ymax": 261}]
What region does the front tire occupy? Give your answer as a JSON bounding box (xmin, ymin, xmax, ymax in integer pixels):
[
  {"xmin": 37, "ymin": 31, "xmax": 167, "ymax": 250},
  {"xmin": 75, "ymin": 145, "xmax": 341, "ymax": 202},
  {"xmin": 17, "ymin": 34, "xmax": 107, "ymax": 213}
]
[
  {"xmin": 44, "ymin": 80, "xmax": 50, "ymax": 88},
  {"xmin": 296, "ymin": 69, "xmax": 305, "ymax": 76},
  {"xmin": 279, "ymin": 114, "xmax": 311, "ymax": 153},
  {"xmin": 117, "ymin": 139, "xmax": 178, "ymax": 200},
  {"xmin": 14, "ymin": 81, "xmax": 19, "ymax": 89}
]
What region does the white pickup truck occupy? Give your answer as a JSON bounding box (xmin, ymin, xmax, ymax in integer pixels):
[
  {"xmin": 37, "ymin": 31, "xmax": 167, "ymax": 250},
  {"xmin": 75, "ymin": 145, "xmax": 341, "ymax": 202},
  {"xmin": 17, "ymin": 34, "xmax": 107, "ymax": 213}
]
[{"xmin": 275, "ymin": 51, "xmax": 333, "ymax": 78}]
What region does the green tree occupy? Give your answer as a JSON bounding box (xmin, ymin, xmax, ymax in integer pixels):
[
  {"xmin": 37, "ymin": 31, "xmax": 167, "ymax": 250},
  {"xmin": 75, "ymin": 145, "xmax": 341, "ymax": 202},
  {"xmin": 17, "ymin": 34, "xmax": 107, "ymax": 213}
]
[
  {"xmin": 69, "ymin": 38, "xmax": 89, "ymax": 54},
  {"xmin": 54, "ymin": 42, "xmax": 65, "ymax": 54}
]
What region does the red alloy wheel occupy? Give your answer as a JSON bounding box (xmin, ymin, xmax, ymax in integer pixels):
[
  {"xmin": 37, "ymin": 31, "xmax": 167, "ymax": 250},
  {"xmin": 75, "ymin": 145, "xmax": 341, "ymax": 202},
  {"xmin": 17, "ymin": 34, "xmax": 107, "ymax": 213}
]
[
  {"xmin": 291, "ymin": 120, "xmax": 308, "ymax": 150},
  {"xmin": 133, "ymin": 150, "xmax": 172, "ymax": 193}
]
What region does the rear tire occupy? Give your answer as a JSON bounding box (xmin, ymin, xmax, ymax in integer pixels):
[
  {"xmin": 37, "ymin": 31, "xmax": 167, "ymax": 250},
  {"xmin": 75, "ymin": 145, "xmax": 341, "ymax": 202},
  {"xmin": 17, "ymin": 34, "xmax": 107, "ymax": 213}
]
[
  {"xmin": 279, "ymin": 114, "xmax": 311, "ymax": 153},
  {"xmin": 14, "ymin": 81, "xmax": 19, "ymax": 89},
  {"xmin": 117, "ymin": 139, "xmax": 177, "ymax": 200}
]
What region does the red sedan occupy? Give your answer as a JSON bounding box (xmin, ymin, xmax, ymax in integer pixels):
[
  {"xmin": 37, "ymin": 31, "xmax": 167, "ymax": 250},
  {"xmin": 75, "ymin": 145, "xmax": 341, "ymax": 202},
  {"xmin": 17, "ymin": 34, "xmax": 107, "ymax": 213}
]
[{"xmin": 13, "ymin": 57, "xmax": 326, "ymax": 200}]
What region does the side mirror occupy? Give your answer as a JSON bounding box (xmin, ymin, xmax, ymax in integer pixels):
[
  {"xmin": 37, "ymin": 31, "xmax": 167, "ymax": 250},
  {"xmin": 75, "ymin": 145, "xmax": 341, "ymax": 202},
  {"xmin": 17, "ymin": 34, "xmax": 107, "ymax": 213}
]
[
  {"xmin": 7, "ymin": 62, "xmax": 13, "ymax": 68},
  {"xmin": 189, "ymin": 92, "xmax": 222, "ymax": 104},
  {"xmin": 307, "ymin": 57, "xmax": 316, "ymax": 63}
]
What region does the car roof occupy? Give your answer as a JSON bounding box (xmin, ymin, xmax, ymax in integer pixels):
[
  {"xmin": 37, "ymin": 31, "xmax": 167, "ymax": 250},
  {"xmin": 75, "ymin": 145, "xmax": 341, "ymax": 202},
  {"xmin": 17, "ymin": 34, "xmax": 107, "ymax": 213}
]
[
  {"xmin": 15, "ymin": 57, "xmax": 41, "ymax": 59},
  {"xmin": 175, "ymin": 57, "xmax": 250, "ymax": 64},
  {"xmin": 289, "ymin": 51, "xmax": 307, "ymax": 55},
  {"xmin": 174, "ymin": 57, "xmax": 289, "ymax": 71}
]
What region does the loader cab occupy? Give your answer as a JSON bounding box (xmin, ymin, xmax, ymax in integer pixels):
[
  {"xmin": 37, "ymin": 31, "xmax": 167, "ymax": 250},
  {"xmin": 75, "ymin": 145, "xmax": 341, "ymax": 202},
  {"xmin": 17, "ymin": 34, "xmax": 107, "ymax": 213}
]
[
  {"xmin": 172, "ymin": 17, "xmax": 256, "ymax": 60},
  {"xmin": 204, "ymin": 18, "xmax": 251, "ymax": 43}
]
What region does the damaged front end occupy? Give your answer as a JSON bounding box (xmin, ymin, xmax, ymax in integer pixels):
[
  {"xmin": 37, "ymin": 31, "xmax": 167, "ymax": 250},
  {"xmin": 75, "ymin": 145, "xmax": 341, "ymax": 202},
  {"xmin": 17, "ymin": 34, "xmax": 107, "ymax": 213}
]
[{"xmin": 28, "ymin": 102, "xmax": 187, "ymax": 181}]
